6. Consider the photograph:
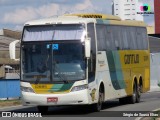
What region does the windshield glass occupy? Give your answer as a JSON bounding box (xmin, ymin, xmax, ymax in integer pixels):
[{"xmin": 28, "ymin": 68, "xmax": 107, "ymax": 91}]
[{"xmin": 22, "ymin": 41, "xmax": 86, "ymax": 83}]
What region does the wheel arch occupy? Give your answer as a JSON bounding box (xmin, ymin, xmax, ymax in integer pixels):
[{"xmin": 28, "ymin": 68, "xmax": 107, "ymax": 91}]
[
  {"xmin": 132, "ymin": 76, "xmax": 138, "ymax": 91},
  {"xmin": 134, "ymin": 77, "xmax": 138, "ymax": 86},
  {"xmin": 139, "ymin": 76, "xmax": 143, "ymax": 92},
  {"xmin": 139, "ymin": 76, "xmax": 143, "ymax": 86},
  {"xmin": 98, "ymin": 82, "xmax": 105, "ymax": 101}
]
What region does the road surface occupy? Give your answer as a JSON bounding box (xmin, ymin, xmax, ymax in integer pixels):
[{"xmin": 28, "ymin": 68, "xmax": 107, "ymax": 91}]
[{"xmin": 0, "ymin": 91, "xmax": 160, "ymax": 120}]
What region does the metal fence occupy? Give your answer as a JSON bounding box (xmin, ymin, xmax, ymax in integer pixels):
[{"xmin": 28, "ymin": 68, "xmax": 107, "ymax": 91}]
[{"xmin": 0, "ymin": 79, "xmax": 20, "ymax": 99}]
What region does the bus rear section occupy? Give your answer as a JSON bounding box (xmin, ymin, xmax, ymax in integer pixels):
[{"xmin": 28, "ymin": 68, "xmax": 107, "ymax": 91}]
[{"xmin": 95, "ymin": 20, "xmax": 150, "ymax": 104}]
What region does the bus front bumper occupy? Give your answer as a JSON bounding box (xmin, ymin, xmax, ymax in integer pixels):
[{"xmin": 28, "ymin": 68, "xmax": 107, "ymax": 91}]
[{"xmin": 21, "ymin": 90, "xmax": 89, "ymax": 106}]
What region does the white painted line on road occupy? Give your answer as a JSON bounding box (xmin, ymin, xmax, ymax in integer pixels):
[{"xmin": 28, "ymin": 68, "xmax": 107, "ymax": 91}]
[
  {"xmin": 135, "ymin": 117, "xmax": 142, "ymax": 120},
  {"xmin": 147, "ymin": 91, "xmax": 160, "ymax": 93},
  {"xmin": 144, "ymin": 91, "xmax": 160, "ymax": 95}
]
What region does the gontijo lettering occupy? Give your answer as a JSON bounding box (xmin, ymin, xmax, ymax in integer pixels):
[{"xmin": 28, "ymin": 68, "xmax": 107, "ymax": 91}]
[{"xmin": 124, "ymin": 54, "xmax": 139, "ymax": 64}]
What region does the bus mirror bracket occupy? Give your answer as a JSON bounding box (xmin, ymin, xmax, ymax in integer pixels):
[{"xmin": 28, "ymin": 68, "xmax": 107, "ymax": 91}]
[
  {"xmin": 85, "ymin": 38, "xmax": 91, "ymax": 58},
  {"xmin": 9, "ymin": 40, "xmax": 20, "ymax": 61}
]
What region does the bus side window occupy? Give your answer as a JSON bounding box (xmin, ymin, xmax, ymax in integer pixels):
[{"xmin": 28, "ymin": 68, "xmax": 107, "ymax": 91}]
[
  {"xmin": 128, "ymin": 27, "xmax": 137, "ymax": 50},
  {"xmin": 88, "ymin": 52, "xmax": 92, "ymax": 73},
  {"xmin": 141, "ymin": 28, "xmax": 148, "ymax": 50},
  {"xmin": 96, "ymin": 25, "xmax": 107, "ymax": 51},
  {"xmin": 106, "ymin": 26, "xmax": 116, "ymax": 50},
  {"xmin": 115, "ymin": 40, "xmax": 120, "ymax": 50},
  {"xmin": 136, "ymin": 27, "xmax": 144, "ymax": 50},
  {"xmin": 122, "ymin": 27, "xmax": 129, "ymax": 50},
  {"xmin": 88, "ymin": 51, "xmax": 96, "ymax": 82}
]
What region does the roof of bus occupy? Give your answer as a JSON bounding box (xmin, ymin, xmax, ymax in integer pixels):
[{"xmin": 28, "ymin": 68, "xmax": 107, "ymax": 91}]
[
  {"xmin": 65, "ymin": 13, "xmax": 121, "ymax": 21},
  {"xmin": 25, "ymin": 13, "xmax": 147, "ymax": 27},
  {"xmin": 98, "ymin": 19, "xmax": 147, "ymax": 27},
  {"xmin": 24, "ymin": 16, "xmax": 96, "ymax": 26}
]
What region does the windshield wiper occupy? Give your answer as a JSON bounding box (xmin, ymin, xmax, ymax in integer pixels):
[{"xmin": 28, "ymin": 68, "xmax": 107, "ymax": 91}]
[
  {"xmin": 53, "ymin": 62, "xmax": 69, "ymax": 84},
  {"xmin": 35, "ymin": 77, "xmax": 40, "ymax": 84},
  {"xmin": 35, "ymin": 74, "xmax": 47, "ymax": 84}
]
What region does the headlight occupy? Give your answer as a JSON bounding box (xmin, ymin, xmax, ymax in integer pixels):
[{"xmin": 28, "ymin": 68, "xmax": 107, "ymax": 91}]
[
  {"xmin": 21, "ymin": 86, "xmax": 35, "ymax": 93},
  {"xmin": 71, "ymin": 84, "xmax": 88, "ymax": 92}
]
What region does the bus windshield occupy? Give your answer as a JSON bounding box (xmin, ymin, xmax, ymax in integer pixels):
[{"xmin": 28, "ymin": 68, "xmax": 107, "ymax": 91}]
[{"xmin": 22, "ymin": 41, "xmax": 86, "ymax": 83}]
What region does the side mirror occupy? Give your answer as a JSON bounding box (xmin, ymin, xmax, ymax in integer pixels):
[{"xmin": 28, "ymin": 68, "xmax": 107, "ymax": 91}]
[
  {"xmin": 9, "ymin": 40, "xmax": 20, "ymax": 61},
  {"xmin": 85, "ymin": 38, "xmax": 91, "ymax": 58}
]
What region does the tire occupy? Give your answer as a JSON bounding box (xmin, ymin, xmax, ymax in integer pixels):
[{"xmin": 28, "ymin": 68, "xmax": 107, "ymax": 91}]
[
  {"xmin": 92, "ymin": 89, "xmax": 104, "ymax": 112},
  {"xmin": 128, "ymin": 83, "xmax": 137, "ymax": 104},
  {"xmin": 136, "ymin": 85, "xmax": 141, "ymax": 103},
  {"xmin": 37, "ymin": 106, "xmax": 48, "ymax": 114}
]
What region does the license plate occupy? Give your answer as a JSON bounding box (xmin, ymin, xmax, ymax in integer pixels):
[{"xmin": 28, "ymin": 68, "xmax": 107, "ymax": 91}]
[{"xmin": 47, "ymin": 97, "xmax": 58, "ymax": 102}]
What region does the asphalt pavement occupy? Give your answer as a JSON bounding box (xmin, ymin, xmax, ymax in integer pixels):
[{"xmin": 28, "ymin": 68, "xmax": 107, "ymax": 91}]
[{"xmin": 0, "ymin": 90, "xmax": 160, "ymax": 120}]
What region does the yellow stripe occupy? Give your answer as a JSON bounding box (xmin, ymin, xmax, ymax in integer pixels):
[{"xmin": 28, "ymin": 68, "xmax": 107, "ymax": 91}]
[{"xmin": 31, "ymin": 84, "xmax": 70, "ymax": 94}]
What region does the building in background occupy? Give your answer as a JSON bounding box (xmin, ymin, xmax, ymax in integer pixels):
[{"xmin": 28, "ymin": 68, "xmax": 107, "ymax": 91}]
[
  {"xmin": 113, "ymin": 0, "xmax": 159, "ymax": 91},
  {"xmin": 0, "ymin": 29, "xmax": 21, "ymax": 79},
  {"xmin": 113, "ymin": 0, "xmax": 155, "ymax": 34},
  {"xmin": 113, "ymin": 0, "xmax": 143, "ymax": 21}
]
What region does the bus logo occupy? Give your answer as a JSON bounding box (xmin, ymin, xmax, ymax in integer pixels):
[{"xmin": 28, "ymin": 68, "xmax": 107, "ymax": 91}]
[{"xmin": 137, "ymin": 4, "xmax": 154, "ymax": 15}]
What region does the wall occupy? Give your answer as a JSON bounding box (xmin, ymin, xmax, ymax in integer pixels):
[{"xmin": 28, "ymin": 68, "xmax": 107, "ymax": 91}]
[
  {"xmin": 0, "ymin": 79, "xmax": 20, "ymax": 99},
  {"xmin": 154, "ymin": 0, "xmax": 160, "ymax": 34},
  {"xmin": 150, "ymin": 53, "xmax": 160, "ymax": 91}
]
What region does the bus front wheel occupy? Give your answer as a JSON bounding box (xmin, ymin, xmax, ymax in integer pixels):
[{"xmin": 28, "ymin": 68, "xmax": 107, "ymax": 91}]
[
  {"xmin": 128, "ymin": 83, "xmax": 137, "ymax": 104},
  {"xmin": 92, "ymin": 88, "xmax": 104, "ymax": 112}
]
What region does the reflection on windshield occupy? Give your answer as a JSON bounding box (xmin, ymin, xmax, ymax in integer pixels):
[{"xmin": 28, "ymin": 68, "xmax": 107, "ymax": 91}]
[
  {"xmin": 51, "ymin": 42, "xmax": 85, "ymax": 81},
  {"xmin": 22, "ymin": 43, "xmax": 52, "ymax": 82},
  {"xmin": 22, "ymin": 42, "xmax": 86, "ymax": 83}
]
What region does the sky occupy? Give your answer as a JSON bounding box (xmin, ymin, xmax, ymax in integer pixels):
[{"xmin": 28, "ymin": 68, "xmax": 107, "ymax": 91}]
[
  {"xmin": 0, "ymin": 0, "xmax": 154, "ymax": 31},
  {"xmin": 0, "ymin": 0, "xmax": 112, "ymax": 30}
]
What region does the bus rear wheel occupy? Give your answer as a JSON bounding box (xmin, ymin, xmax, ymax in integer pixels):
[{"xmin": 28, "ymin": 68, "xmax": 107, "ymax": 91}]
[
  {"xmin": 136, "ymin": 85, "xmax": 141, "ymax": 103},
  {"xmin": 128, "ymin": 83, "xmax": 137, "ymax": 104},
  {"xmin": 37, "ymin": 106, "xmax": 48, "ymax": 114}
]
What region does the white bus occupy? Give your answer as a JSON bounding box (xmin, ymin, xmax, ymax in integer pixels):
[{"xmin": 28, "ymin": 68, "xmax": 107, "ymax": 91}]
[{"xmin": 10, "ymin": 13, "xmax": 150, "ymax": 113}]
